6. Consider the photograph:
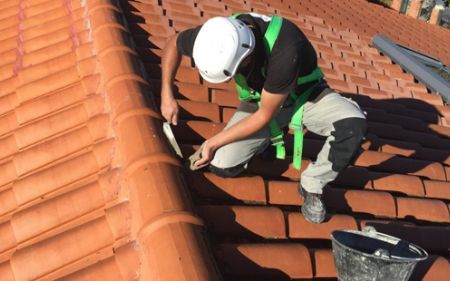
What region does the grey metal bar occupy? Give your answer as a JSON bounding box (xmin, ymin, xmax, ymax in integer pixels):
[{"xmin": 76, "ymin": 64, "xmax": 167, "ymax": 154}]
[
  {"xmin": 397, "ymin": 44, "xmax": 443, "ymax": 69},
  {"xmin": 372, "ymin": 35, "xmax": 450, "ymax": 104}
]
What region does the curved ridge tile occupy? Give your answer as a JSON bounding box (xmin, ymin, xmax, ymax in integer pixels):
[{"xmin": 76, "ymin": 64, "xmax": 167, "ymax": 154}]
[{"xmin": 84, "ymin": 0, "xmax": 222, "ymax": 280}]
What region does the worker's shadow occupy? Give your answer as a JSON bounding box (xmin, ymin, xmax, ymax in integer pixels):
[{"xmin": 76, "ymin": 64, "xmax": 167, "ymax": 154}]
[
  {"xmin": 192, "ymin": 199, "xmax": 332, "ymax": 280},
  {"xmin": 198, "ymin": 208, "xmax": 293, "ymax": 280},
  {"xmin": 328, "ymin": 94, "xmax": 449, "ymax": 202},
  {"xmin": 118, "ymin": 0, "xmax": 171, "ymax": 81}
]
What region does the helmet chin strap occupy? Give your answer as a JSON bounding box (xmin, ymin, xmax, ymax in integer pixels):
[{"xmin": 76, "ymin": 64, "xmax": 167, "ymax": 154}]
[
  {"xmin": 243, "ymin": 54, "xmax": 256, "ymax": 80},
  {"xmin": 237, "ymin": 52, "xmax": 256, "ymax": 79}
]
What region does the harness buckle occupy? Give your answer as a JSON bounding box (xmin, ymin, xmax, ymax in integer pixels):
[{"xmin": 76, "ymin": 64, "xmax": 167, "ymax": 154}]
[
  {"xmin": 270, "ymin": 135, "xmax": 284, "ymax": 146},
  {"xmin": 289, "ymin": 122, "xmax": 302, "ymax": 131}
]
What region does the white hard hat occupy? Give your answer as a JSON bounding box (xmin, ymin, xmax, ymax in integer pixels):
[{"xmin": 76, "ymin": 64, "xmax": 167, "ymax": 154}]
[{"xmin": 193, "ymin": 17, "xmax": 255, "ymax": 83}]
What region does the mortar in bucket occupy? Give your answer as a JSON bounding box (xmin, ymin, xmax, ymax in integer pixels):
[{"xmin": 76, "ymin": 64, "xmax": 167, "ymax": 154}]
[{"xmin": 331, "ymin": 226, "xmax": 428, "ymax": 281}]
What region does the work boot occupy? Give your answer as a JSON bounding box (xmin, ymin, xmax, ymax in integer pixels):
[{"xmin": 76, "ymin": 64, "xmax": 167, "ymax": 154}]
[{"xmin": 299, "ymin": 186, "xmax": 326, "ymax": 224}]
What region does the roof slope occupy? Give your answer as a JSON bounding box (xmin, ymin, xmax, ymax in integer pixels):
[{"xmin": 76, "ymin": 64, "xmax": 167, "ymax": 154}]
[
  {"xmin": 0, "ymin": 0, "xmax": 218, "ymax": 280},
  {"xmin": 120, "ymin": 0, "xmax": 450, "ymax": 280},
  {"xmin": 293, "ymin": 0, "xmax": 450, "ymax": 66},
  {"xmin": 1, "ymin": 0, "xmax": 449, "ymax": 280}
]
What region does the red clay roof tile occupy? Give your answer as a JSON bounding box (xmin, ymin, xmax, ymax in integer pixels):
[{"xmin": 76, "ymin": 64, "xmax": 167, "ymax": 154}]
[
  {"xmin": 216, "ymin": 243, "xmax": 313, "ymax": 279},
  {"xmin": 311, "ymin": 249, "xmax": 336, "ymax": 278},
  {"xmin": 397, "ymin": 197, "xmax": 450, "ymax": 223},
  {"xmin": 289, "ymin": 213, "xmax": 357, "ymax": 239},
  {"xmin": 326, "ymin": 77, "xmax": 358, "ymax": 93},
  {"xmin": 174, "ymin": 120, "xmax": 226, "ymax": 143},
  {"xmin": 334, "ymin": 63, "xmax": 366, "ymax": 77},
  {"xmin": 421, "ymin": 256, "xmax": 450, "ymax": 281},
  {"xmin": 324, "ymin": 188, "xmax": 397, "ymax": 218},
  {"xmin": 211, "ymin": 89, "xmax": 240, "ymax": 107},
  {"xmin": 423, "ymin": 180, "xmax": 450, "ymax": 200},
  {"xmin": 61, "ymin": 243, "xmax": 140, "ymax": 281},
  {"xmin": 177, "ymin": 99, "xmax": 221, "ymax": 123},
  {"xmin": 267, "ymin": 180, "xmax": 303, "ymax": 206},
  {"xmin": 370, "ymin": 171, "xmax": 425, "ymax": 196},
  {"xmin": 187, "ymin": 172, "xmax": 266, "ymax": 204},
  {"xmin": 355, "ymin": 150, "xmax": 447, "ymax": 180},
  {"xmin": 199, "ymin": 205, "xmax": 286, "ymax": 239},
  {"xmin": 169, "ymin": 81, "xmax": 209, "ymax": 102}
]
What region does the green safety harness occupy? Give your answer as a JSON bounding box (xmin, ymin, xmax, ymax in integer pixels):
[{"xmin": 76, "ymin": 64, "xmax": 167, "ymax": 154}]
[{"xmin": 231, "ymin": 14, "xmax": 324, "ymax": 169}]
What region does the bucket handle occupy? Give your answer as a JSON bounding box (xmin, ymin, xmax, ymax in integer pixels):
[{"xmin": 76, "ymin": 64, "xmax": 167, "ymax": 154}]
[{"xmin": 363, "ymin": 226, "xmax": 411, "ymax": 259}]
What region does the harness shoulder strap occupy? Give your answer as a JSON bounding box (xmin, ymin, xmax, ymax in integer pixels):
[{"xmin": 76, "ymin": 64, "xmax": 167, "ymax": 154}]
[
  {"xmin": 230, "ymin": 13, "xmax": 241, "ymax": 19},
  {"xmin": 263, "ymin": 15, "xmax": 283, "ymax": 53},
  {"xmin": 297, "ymin": 67, "xmax": 324, "ymax": 85},
  {"xmin": 233, "ymin": 14, "xmax": 284, "ymax": 103}
]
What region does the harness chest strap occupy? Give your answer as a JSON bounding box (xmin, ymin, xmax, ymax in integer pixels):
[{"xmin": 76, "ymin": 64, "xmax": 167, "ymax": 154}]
[{"xmin": 232, "ymin": 14, "xmax": 323, "ymax": 169}]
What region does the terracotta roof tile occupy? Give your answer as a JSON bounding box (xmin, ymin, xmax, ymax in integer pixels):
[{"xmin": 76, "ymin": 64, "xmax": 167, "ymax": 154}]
[
  {"xmin": 397, "ymin": 197, "xmax": 450, "ymax": 223},
  {"xmin": 177, "ymin": 99, "xmax": 221, "ymax": 123},
  {"xmin": 187, "ymin": 172, "xmax": 266, "ymax": 204},
  {"xmin": 324, "ymin": 188, "xmax": 397, "ymax": 218},
  {"xmin": 61, "ymin": 243, "xmax": 140, "ymax": 281},
  {"xmin": 211, "ymin": 89, "xmax": 240, "ymax": 107},
  {"xmin": 174, "ymin": 120, "xmax": 226, "ymax": 143},
  {"xmin": 420, "ymin": 256, "xmax": 450, "ymax": 281},
  {"xmin": 289, "ymin": 213, "xmax": 357, "ymax": 239},
  {"xmin": 349, "ymin": 75, "xmax": 378, "ymax": 90},
  {"xmin": 199, "ymin": 205, "xmax": 286, "ymax": 239},
  {"xmin": 325, "ymin": 77, "xmax": 358, "ymax": 93},
  {"xmin": 311, "ymin": 249, "xmax": 336, "ymax": 278},
  {"xmin": 355, "ymin": 150, "xmax": 447, "ymax": 180},
  {"xmin": 267, "ymin": 180, "xmax": 303, "ymax": 206},
  {"xmin": 369, "ymin": 171, "xmax": 425, "ymax": 196},
  {"xmin": 334, "ymin": 63, "xmax": 366, "ymax": 77},
  {"xmin": 423, "ymin": 180, "xmax": 450, "ymax": 200},
  {"xmin": 216, "ymin": 243, "xmax": 313, "ymax": 279}
]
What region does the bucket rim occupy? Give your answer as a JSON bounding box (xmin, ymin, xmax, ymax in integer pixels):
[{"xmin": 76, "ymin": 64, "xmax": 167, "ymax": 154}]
[{"xmin": 331, "ymin": 229, "xmax": 428, "ymax": 262}]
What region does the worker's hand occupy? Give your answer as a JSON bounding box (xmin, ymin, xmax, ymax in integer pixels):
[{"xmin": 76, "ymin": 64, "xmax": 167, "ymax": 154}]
[
  {"xmin": 161, "ymin": 92, "xmax": 179, "ymax": 125},
  {"xmin": 193, "ymin": 140, "xmax": 216, "ymax": 168}
]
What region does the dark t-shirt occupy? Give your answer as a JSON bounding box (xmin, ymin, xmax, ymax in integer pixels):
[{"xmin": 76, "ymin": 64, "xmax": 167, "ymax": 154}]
[{"xmin": 176, "ymin": 13, "xmax": 319, "ymax": 95}]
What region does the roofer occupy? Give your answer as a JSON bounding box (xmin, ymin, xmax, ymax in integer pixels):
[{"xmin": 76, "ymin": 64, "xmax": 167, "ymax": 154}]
[{"xmin": 160, "ymin": 13, "xmax": 367, "ymax": 224}]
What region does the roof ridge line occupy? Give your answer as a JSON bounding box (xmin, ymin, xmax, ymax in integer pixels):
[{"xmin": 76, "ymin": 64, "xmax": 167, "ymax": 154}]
[{"xmin": 85, "ymin": 0, "xmax": 222, "ymax": 280}]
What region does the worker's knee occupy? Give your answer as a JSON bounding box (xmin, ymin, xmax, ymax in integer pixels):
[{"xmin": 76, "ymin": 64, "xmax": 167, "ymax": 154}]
[
  {"xmin": 329, "ymin": 117, "xmax": 367, "ymax": 172},
  {"xmin": 208, "ymin": 163, "xmax": 247, "ymax": 178}
]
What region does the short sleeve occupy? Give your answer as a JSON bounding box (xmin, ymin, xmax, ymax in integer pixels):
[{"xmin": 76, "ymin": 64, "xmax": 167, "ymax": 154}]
[
  {"xmin": 263, "ymin": 42, "xmax": 301, "ymax": 94},
  {"xmin": 176, "ymin": 26, "xmax": 202, "ymax": 57}
]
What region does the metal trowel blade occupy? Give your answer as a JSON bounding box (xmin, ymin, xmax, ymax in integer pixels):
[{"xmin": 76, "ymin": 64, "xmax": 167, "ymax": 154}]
[{"xmin": 163, "ymin": 122, "xmax": 183, "ymax": 158}]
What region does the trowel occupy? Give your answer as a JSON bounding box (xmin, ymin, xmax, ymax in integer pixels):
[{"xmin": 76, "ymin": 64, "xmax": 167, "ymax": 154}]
[{"xmin": 162, "ymin": 122, "xmax": 183, "ymax": 158}]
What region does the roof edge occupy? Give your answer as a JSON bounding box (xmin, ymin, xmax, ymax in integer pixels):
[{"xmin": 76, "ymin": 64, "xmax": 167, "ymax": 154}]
[{"xmin": 85, "ymin": 0, "xmax": 221, "ymax": 280}]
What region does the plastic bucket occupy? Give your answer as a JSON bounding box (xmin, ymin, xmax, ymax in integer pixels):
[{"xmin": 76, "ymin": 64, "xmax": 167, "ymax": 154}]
[{"xmin": 331, "ymin": 227, "xmax": 428, "ymax": 281}]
